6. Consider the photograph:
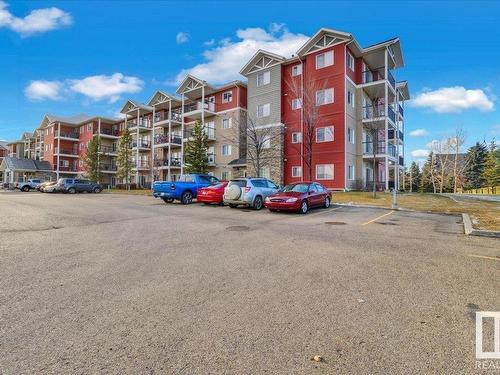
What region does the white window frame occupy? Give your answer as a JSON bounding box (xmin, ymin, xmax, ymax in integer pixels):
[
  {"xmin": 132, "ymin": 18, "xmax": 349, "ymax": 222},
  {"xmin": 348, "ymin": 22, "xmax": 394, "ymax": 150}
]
[
  {"xmin": 262, "ymin": 135, "xmax": 271, "ymax": 149},
  {"xmin": 292, "ymin": 64, "xmax": 302, "ymax": 76},
  {"xmin": 292, "ymin": 132, "xmax": 302, "ymax": 144},
  {"xmin": 60, "ymin": 159, "xmax": 69, "ymax": 167},
  {"xmin": 347, "ymin": 51, "xmax": 355, "ymax": 71},
  {"xmin": 348, "ymin": 165, "xmax": 355, "ymax": 180},
  {"xmin": 221, "ymin": 144, "xmax": 232, "ymax": 156},
  {"xmin": 292, "ymin": 166, "xmax": 302, "ymax": 178},
  {"xmin": 222, "ymin": 118, "xmax": 232, "ymax": 129},
  {"xmin": 316, "ymin": 50, "xmax": 334, "ymax": 69},
  {"xmin": 291, "ymin": 98, "xmax": 302, "ymax": 110},
  {"xmin": 256, "ymin": 71, "xmax": 270, "ymax": 87},
  {"xmin": 347, "ymin": 90, "xmax": 355, "ymax": 108},
  {"xmin": 316, "ymin": 126, "xmax": 334, "ymax": 143},
  {"xmin": 222, "ymin": 91, "xmax": 233, "ymax": 103},
  {"xmin": 87, "ymin": 123, "xmax": 92, "ymax": 131},
  {"xmin": 256, "ymin": 103, "xmax": 270, "ymax": 118},
  {"xmin": 315, "ymin": 88, "xmax": 334, "ymax": 106},
  {"xmin": 316, "ymin": 164, "xmax": 334, "ymax": 180},
  {"xmin": 221, "ymin": 171, "xmax": 230, "ymax": 180},
  {"xmin": 348, "ymin": 127, "xmax": 355, "ymax": 144}
]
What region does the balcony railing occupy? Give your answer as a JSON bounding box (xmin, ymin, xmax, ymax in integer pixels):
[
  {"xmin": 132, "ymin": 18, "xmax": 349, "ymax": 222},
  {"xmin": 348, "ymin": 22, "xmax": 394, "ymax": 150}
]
[
  {"xmin": 99, "ymin": 145, "xmax": 117, "ymax": 153},
  {"xmin": 127, "ymin": 120, "xmax": 152, "ymax": 129},
  {"xmin": 133, "ymin": 160, "xmax": 150, "ymax": 168},
  {"xmin": 132, "ymin": 141, "xmax": 151, "ymax": 148},
  {"xmin": 100, "ymin": 164, "xmax": 117, "ymax": 171},
  {"xmin": 55, "ymin": 148, "xmax": 78, "ymax": 156},
  {"xmin": 59, "ymin": 165, "xmax": 78, "ymax": 172},
  {"xmin": 154, "ymin": 110, "xmax": 182, "ymax": 123},
  {"xmin": 58, "ymin": 132, "xmax": 79, "ymax": 139},
  {"xmin": 154, "ymin": 134, "xmax": 182, "ymax": 145},
  {"xmin": 399, "ymin": 156, "xmax": 404, "ymax": 166},
  {"xmin": 154, "ymin": 158, "xmax": 182, "ymax": 167},
  {"xmin": 398, "ymin": 104, "xmax": 404, "ymax": 118},
  {"xmin": 95, "ymin": 128, "xmax": 119, "ymax": 137},
  {"xmin": 183, "ymin": 101, "xmax": 216, "ymax": 113},
  {"xmin": 388, "ymin": 106, "xmax": 396, "ymax": 123},
  {"xmin": 362, "ymin": 67, "xmax": 395, "ymax": 89},
  {"xmin": 206, "ymin": 153, "xmax": 215, "ymax": 165},
  {"xmin": 363, "ymin": 104, "xmax": 396, "ymax": 123},
  {"xmin": 362, "ymin": 141, "xmax": 397, "ymax": 157},
  {"xmin": 388, "ymin": 129, "xmax": 404, "ymax": 142}
]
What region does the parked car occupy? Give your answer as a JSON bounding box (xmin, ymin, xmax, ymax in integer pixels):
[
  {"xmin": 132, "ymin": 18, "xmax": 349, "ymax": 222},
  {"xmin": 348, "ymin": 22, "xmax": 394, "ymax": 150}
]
[
  {"xmin": 153, "ymin": 174, "xmax": 220, "ymax": 204},
  {"xmin": 223, "ymin": 177, "xmax": 279, "ymax": 210},
  {"xmin": 40, "ymin": 181, "xmax": 59, "ymax": 193},
  {"xmin": 57, "ymin": 178, "xmax": 102, "ymax": 194},
  {"xmin": 197, "ymin": 181, "xmax": 228, "ymax": 205},
  {"xmin": 38, "ymin": 181, "xmax": 56, "ymax": 192},
  {"xmin": 264, "ymin": 182, "xmax": 331, "ymax": 214},
  {"xmin": 16, "ymin": 179, "xmax": 43, "ymax": 192}
]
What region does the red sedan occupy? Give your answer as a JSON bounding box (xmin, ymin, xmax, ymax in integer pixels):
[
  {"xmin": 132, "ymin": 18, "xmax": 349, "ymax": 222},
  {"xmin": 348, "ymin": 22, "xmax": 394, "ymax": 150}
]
[
  {"xmin": 264, "ymin": 182, "xmax": 332, "ymax": 214},
  {"xmin": 197, "ymin": 181, "xmax": 228, "ymax": 205}
]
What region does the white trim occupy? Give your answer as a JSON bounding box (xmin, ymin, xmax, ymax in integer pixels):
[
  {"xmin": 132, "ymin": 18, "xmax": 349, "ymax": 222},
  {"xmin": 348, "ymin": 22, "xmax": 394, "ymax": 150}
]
[
  {"xmin": 291, "ymin": 166, "xmax": 302, "ymax": 178},
  {"xmin": 315, "ymin": 50, "xmax": 334, "ymax": 69},
  {"xmin": 316, "ymin": 164, "xmax": 334, "ymax": 180},
  {"xmin": 253, "ymin": 122, "xmax": 284, "ymax": 130},
  {"xmin": 316, "ymin": 126, "xmax": 334, "ymax": 143},
  {"xmin": 291, "ymin": 132, "xmax": 302, "ymax": 144}
]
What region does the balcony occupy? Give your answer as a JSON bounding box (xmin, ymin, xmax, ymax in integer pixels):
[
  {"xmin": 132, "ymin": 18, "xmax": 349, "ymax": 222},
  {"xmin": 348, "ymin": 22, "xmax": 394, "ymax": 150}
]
[
  {"xmin": 154, "ymin": 110, "xmax": 182, "ymax": 124},
  {"xmin": 55, "ymin": 148, "xmax": 79, "ymax": 157},
  {"xmin": 388, "ymin": 129, "xmax": 404, "ymax": 142},
  {"xmin": 95, "ymin": 128, "xmax": 119, "ymax": 138},
  {"xmin": 132, "ymin": 140, "xmax": 151, "ymax": 150},
  {"xmin": 57, "ymin": 132, "xmax": 79, "ymax": 140},
  {"xmin": 154, "ymin": 134, "xmax": 182, "ymax": 146},
  {"xmin": 206, "ymin": 153, "xmax": 215, "ymax": 166},
  {"xmin": 398, "ymin": 104, "xmax": 404, "ymax": 118},
  {"xmin": 154, "ymin": 158, "xmax": 182, "ymax": 168},
  {"xmin": 127, "ymin": 120, "xmax": 152, "ymax": 131},
  {"xmin": 184, "ymin": 126, "xmax": 216, "ymax": 141},
  {"xmin": 133, "ymin": 160, "xmax": 150, "ymax": 169},
  {"xmin": 100, "ymin": 164, "xmax": 117, "ymax": 172},
  {"xmin": 362, "ymin": 67, "xmax": 395, "ymax": 90},
  {"xmin": 399, "ymin": 156, "xmax": 404, "ymax": 166},
  {"xmin": 362, "ymin": 141, "xmax": 397, "ymax": 158},
  {"xmin": 363, "ymin": 104, "xmax": 396, "ymax": 124},
  {"xmin": 183, "ymin": 101, "xmax": 216, "ymax": 120},
  {"xmin": 99, "ymin": 145, "xmax": 118, "ymax": 154},
  {"xmin": 59, "ymin": 165, "xmax": 78, "ymax": 172}
]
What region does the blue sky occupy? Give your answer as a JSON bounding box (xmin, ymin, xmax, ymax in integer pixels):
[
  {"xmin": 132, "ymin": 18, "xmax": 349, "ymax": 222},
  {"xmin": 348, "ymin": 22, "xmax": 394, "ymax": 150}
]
[{"xmin": 1, "ymin": 0, "xmax": 499, "ymax": 164}]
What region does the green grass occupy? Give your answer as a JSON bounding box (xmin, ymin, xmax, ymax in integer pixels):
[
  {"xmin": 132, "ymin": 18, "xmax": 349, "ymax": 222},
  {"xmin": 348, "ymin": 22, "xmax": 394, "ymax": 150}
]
[
  {"xmin": 333, "ymin": 192, "xmax": 500, "ymax": 231},
  {"xmin": 103, "ymin": 188, "xmax": 153, "ymax": 196}
]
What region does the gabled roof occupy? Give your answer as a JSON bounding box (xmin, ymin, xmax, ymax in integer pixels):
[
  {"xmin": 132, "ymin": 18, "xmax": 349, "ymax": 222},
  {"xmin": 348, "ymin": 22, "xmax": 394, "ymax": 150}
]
[
  {"xmin": 119, "ymin": 100, "xmax": 153, "ymax": 115},
  {"xmin": 396, "ymin": 81, "xmax": 410, "ymax": 100},
  {"xmin": 38, "ymin": 113, "xmax": 118, "ymax": 129},
  {"xmin": 240, "ymin": 49, "xmax": 286, "ymax": 76},
  {"xmin": 296, "ymin": 28, "xmax": 353, "ymax": 57},
  {"xmin": 0, "ymin": 157, "xmax": 52, "ymax": 172},
  {"xmin": 147, "ymin": 90, "xmax": 182, "ymax": 107},
  {"xmin": 0, "ymin": 141, "xmax": 8, "ymax": 150},
  {"xmin": 176, "ymin": 74, "xmax": 214, "ymax": 94}
]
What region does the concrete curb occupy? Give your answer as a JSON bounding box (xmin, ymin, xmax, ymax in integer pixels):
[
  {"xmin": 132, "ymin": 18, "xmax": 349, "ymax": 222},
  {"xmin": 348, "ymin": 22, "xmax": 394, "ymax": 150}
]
[{"xmin": 462, "ymin": 213, "xmax": 500, "ymax": 238}]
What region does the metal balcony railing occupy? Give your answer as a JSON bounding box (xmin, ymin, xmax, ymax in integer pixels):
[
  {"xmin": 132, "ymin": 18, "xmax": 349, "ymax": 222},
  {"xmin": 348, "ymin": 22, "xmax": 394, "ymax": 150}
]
[
  {"xmin": 56, "ymin": 148, "xmax": 78, "ymax": 156},
  {"xmin": 154, "ymin": 110, "xmax": 182, "ymax": 123},
  {"xmin": 99, "ymin": 145, "xmax": 117, "ymax": 153},
  {"xmin": 362, "ymin": 67, "xmax": 395, "ymax": 89},
  {"xmin": 100, "ymin": 164, "xmax": 117, "ymax": 171},
  {"xmin": 96, "ymin": 128, "xmax": 119, "ymax": 137},
  {"xmin": 59, "ymin": 165, "xmax": 78, "ymax": 172},
  {"xmin": 133, "ymin": 160, "xmax": 150, "ymax": 168},
  {"xmin": 183, "ymin": 101, "xmax": 215, "ymax": 113},
  {"xmin": 398, "ymin": 104, "xmax": 404, "ymax": 118},
  {"xmin": 362, "ymin": 141, "xmax": 397, "ymax": 157},
  {"xmin": 132, "ymin": 141, "xmax": 151, "ymax": 148},
  {"xmin": 58, "ymin": 132, "xmax": 79, "ymax": 139},
  {"xmin": 154, "ymin": 157, "xmax": 182, "ymax": 167},
  {"xmin": 154, "ymin": 134, "xmax": 183, "ymax": 145},
  {"xmin": 388, "ymin": 129, "xmax": 404, "ymax": 142},
  {"xmin": 127, "ymin": 120, "xmax": 152, "ymax": 129},
  {"xmin": 399, "ymin": 156, "xmax": 404, "ymax": 166}
]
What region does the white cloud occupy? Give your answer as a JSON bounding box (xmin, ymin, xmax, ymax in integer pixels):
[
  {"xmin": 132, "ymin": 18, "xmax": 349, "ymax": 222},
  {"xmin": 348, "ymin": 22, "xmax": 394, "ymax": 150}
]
[
  {"xmin": 25, "ymin": 73, "xmax": 143, "ymax": 103},
  {"xmin": 176, "ymin": 31, "xmax": 190, "ymax": 44},
  {"xmin": 175, "ymin": 25, "xmax": 309, "ymax": 84},
  {"xmin": 0, "ymin": 1, "xmax": 72, "ymax": 37},
  {"xmin": 68, "ymin": 73, "xmax": 144, "ymax": 103},
  {"xmin": 411, "ymin": 149, "xmax": 430, "ymax": 159},
  {"xmin": 203, "ymin": 39, "xmax": 215, "ymax": 47},
  {"xmin": 408, "ymin": 128, "xmax": 429, "ymax": 137},
  {"xmin": 25, "ymin": 80, "xmax": 62, "ymax": 101},
  {"xmin": 411, "ymin": 86, "xmax": 494, "ymax": 113}
]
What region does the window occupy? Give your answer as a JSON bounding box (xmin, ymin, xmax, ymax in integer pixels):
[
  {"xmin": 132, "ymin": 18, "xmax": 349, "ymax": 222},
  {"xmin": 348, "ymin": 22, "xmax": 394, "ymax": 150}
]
[
  {"xmin": 292, "ymin": 64, "xmax": 302, "ymax": 76},
  {"xmin": 292, "ymin": 132, "xmax": 302, "ymax": 144},
  {"xmin": 316, "ymin": 50, "xmax": 334, "ymax": 69},
  {"xmin": 260, "ymin": 167, "xmax": 270, "ymax": 179},
  {"xmin": 256, "ymin": 103, "xmax": 270, "ymax": 118},
  {"xmin": 222, "ymin": 118, "xmax": 232, "ymax": 129},
  {"xmin": 79, "ymin": 143, "xmax": 84, "ymax": 150},
  {"xmin": 347, "ymin": 52, "xmax": 355, "ymax": 71},
  {"xmin": 87, "ymin": 123, "xmax": 92, "ymax": 131},
  {"xmin": 262, "ymin": 135, "xmax": 271, "ymax": 149},
  {"xmin": 347, "ymin": 90, "xmax": 355, "ymax": 108},
  {"xmin": 292, "ymin": 166, "xmax": 302, "ymax": 178},
  {"xmin": 316, "ymin": 126, "xmax": 334, "ymax": 142},
  {"xmin": 292, "ymin": 98, "xmax": 302, "ymax": 110},
  {"xmin": 316, "ymin": 164, "xmax": 334, "ymax": 180},
  {"xmin": 80, "ymin": 126, "xmax": 84, "ymax": 134},
  {"xmin": 221, "ymin": 144, "xmax": 232, "ymax": 156},
  {"xmin": 221, "ymin": 171, "xmax": 230, "ymax": 180},
  {"xmin": 348, "ymin": 127, "xmax": 355, "ymax": 144},
  {"xmin": 256, "ymin": 71, "xmax": 270, "ymax": 87},
  {"xmin": 222, "ymin": 91, "xmax": 233, "ymax": 103},
  {"xmin": 348, "ymin": 165, "xmax": 355, "ymax": 180},
  {"xmin": 60, "ymin": 160, "xmax": 69, "ymax": 167},
  {"xmin": 315, "ymin": 88, "xmax": 334, "ymax": 106}
]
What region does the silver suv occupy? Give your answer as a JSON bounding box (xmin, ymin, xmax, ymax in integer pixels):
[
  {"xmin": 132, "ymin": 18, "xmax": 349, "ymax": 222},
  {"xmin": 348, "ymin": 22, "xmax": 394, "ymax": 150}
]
[{"xmin": 223, "ymin": 178, "xmax": 279, "ymax": 210}]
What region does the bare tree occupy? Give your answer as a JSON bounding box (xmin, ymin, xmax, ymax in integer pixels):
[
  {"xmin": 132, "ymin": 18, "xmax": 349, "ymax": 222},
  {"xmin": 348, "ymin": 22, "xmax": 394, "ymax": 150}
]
[
  {"xmin": 451, "ymin": 126, "xmax": 467, "ymax": 193},
  {"xmin": 429, "ymin": 139, "xmax": 452, "ymax": 193}
]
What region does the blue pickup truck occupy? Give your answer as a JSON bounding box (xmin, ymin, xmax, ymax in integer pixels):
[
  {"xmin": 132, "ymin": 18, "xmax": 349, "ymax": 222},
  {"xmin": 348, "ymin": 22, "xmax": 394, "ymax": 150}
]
[{"xmin": 152, "ymin": 174, "xmax": 220, "ymax": 204}]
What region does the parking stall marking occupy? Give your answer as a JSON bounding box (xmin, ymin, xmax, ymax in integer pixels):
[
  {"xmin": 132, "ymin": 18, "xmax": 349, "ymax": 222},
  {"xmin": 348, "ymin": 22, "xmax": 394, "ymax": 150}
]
[
  {"xmin": 467, "ymin": 254, "xmax": 500, "ymax": 262},
  {"xmin": 361, "ymin": 210, "xmax": 395, "ymax": 226}
]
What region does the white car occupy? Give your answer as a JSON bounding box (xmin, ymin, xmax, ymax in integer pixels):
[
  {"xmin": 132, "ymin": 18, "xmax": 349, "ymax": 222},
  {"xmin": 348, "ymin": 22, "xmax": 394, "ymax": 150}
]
[{"xmin": 223, "ymin": 177, "xmax": 279, "ymax": 210}]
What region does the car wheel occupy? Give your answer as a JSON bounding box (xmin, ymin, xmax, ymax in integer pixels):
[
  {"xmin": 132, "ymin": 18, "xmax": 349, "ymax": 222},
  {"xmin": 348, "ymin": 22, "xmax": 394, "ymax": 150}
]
[
  {"xmin": 324, "ymin": 196, "xmax": 331, "ymax": 208},
  {"xmin": 253, "ymin": 196, "xmax": 263, "ymax": 210},
  {"xmin": 68, "ymin": 187, "xmax": 76, "ymax": 194},
  {"xmin": 229, "ymin": 204, "xmax": 238, "ymax": 208},
  {"xmin": 181, "ymin": 191, "xmax": 193, "ymax": 205},
  {"xmin": 21, "ymin": 186, "xmax": 30, "ymax": 192},
  {"xmin": 161, "ymin": 198, "xmax": 174, "ymax": 204},
  {"xmin": 93, "ymin": 187, "xmax": 102, "ymax": 193},
  {"xmin": 299, "ymin": 200, "xmax": 308, "ymax": 214}
]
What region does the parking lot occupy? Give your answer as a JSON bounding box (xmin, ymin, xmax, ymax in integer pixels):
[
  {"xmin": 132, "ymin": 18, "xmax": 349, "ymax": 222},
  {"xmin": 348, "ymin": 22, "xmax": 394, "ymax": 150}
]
[{"xmin": 1, "ymin": 192, "xmax": 499, "ymax": 374}]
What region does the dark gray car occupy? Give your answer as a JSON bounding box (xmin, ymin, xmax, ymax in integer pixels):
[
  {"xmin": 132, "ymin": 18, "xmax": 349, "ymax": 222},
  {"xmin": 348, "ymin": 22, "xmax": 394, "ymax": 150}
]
[{"xmin": 57, "ymin": 178, "xmax": 102, "ymax": 194}]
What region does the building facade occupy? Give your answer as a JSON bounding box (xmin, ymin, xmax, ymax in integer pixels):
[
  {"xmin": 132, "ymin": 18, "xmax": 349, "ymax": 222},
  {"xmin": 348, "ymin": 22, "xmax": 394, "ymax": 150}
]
[{"xmin": 240, "ymin": 28, "xmax": 409, "ymax": 190}]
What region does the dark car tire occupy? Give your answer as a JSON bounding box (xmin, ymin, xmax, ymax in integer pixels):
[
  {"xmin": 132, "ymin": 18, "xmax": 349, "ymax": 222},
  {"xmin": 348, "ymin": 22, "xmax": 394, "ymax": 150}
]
[
  {"xmin": 202, "ymin": 202, "xmax": 211, "ymax": 205},
  {"xmin": 68, "ymin": 188, "xmax": 76, "ymax": 194},
  {"xmin": 181, "ymin": 191, "xmax": 193, "ymax": 205},
  {"xmin": 253, "ymin": 196, "xmax": 263, "ymax": 210},
  {"xmin": 21, "ymin": 186, "xmax": 30, "ymax": 192},
  {"xmin": 299, "ymin": 200, "xmax": 309, "ymax": 214},
  {"xmin": 269, "ymin": 209, "xmax": 277, "ymax": 212},
  {"xmin": 161, "ymin": 198, "xmax": 174, "ymax": 204},
  {"xmin": 229, "ymin": 204, "xmax": 238, "ymax": 208},
  {"xmin": 93, "ymin": 187, "xmax": 102, "ymax": 193},
  {"xmin": 324, "ymin": 196, "xmax": 331, "ymax": 208}
]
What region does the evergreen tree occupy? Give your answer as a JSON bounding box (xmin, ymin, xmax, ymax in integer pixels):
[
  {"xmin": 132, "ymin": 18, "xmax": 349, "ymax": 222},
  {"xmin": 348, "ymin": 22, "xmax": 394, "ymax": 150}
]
[
  {"xmin": 116, "ymin": 127, "xmax": 133, "ymax": 189},
  {"xmin": 482, "ymin": 141, "xmax": 500, "ymax": 187},
  {"xmin": 184, "ymin": 120, "xmax": 209, "ymax": 173},
  {"xmin": 464, "ymin": 142, "xmax": 488, "ymax": 189},
  {"xmin": 83, "ymin": 137, "xmax": 101, "ymax": 182},
  {"xmin": 408, "ymin": 161, "xmax": 421, "ymax": 192},
  {"xmin": 419, "ymin": 154, "xmax": 434, "ymax": 193}
]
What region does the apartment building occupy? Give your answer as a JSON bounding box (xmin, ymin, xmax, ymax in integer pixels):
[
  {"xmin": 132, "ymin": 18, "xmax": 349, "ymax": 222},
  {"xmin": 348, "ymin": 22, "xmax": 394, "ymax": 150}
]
[{"xmin": 240, "ymin": 28, "xmax": 408, "ymax": 190}]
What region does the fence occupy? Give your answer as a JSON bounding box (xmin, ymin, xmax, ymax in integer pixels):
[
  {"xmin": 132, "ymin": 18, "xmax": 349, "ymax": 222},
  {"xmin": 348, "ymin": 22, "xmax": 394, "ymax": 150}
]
[{"xmin": 460, "ymin": 186, "xmax": 499, "ymax": 195}]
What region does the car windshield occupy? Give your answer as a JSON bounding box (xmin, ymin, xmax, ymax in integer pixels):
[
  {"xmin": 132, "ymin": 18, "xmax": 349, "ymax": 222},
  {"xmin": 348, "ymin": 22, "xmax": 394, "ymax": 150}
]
[{"xmin": 281, "ymin": 183, "xmax": 309, "ymax": 193}]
